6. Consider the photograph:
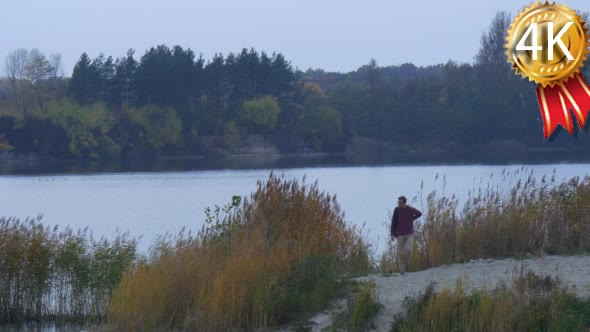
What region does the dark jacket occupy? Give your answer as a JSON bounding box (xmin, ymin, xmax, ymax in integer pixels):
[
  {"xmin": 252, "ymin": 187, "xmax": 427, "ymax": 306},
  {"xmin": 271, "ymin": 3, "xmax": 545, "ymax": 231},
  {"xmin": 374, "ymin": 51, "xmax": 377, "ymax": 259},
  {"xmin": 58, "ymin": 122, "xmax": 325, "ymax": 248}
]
[{"xmin": 391, "ymin": 205, "xmax": 422, "ymax": 236}]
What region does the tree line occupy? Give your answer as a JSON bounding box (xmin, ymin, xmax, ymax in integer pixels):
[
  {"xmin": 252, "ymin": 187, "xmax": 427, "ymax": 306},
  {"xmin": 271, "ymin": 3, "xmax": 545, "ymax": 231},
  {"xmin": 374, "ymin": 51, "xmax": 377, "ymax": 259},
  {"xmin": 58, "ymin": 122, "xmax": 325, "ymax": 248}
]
[{"xmin": 1, "ymin": 12, "xmax": 590, "ymax": 160}]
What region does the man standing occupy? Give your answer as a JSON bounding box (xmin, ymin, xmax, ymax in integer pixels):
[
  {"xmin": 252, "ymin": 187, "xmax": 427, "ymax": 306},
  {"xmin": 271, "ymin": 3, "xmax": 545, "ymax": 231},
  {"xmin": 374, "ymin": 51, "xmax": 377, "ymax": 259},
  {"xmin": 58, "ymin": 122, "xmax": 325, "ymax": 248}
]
[{"xmin": 391, "ymin": 196, "xmax": 422, "ymax": 274}]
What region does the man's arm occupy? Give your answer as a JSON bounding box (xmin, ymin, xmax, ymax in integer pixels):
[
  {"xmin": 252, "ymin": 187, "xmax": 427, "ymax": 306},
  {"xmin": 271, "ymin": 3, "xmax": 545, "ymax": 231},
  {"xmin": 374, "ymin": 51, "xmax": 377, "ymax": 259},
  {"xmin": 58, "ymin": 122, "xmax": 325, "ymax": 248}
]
[
  {"xmin": 412, "ymin": 207, "xmax": 422, "ymax": 220},
  {"xmin": 391, "ymin": 207, "xmax": 399, "ymax": 236}
]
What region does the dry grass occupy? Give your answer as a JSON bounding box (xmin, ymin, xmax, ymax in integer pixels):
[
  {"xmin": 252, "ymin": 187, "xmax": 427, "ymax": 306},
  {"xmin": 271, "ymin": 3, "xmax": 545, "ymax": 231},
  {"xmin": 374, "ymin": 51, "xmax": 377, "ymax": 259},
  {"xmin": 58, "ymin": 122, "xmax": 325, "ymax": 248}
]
[
  {"xmin": 392, "ymin": 271, "xmax": 590, "ymax": 331},
  {"xmin": 7, "ymin": 168, "xmax": 589, "ymax": 329},
  {"xmin": 0, "ymin": 216, "xmax": 136, "ymax": 324},
  {"xmin": 381, "ymin": 169, "xmax": 590, "ymax": 272},
  {"xmin": 108, "ymin": 173, "xmax": 372, "ymax": 331}
]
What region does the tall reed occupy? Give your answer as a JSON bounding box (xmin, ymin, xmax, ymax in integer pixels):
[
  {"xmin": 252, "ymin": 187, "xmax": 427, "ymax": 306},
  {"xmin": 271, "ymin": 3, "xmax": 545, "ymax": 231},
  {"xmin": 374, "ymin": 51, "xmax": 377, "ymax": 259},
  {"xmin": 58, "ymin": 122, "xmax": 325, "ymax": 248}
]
[
  {"xmin": 381, "ymin": 169, "xmax": 590, "ymax": 272},
  {"xmin": 0, "ymin": 216, "xmax": 136, "ymax": 324},
  {"xmin": 108, "ymin": 173, "xmax": 372, "ymax": 331}
]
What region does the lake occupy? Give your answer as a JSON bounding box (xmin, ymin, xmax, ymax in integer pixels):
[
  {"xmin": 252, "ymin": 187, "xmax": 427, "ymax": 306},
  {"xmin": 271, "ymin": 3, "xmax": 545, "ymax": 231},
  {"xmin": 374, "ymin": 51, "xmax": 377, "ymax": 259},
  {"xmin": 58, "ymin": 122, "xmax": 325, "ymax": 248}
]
[{"xmin": 1, "ymin": 162, "xmax": 589, "ymax": 253}]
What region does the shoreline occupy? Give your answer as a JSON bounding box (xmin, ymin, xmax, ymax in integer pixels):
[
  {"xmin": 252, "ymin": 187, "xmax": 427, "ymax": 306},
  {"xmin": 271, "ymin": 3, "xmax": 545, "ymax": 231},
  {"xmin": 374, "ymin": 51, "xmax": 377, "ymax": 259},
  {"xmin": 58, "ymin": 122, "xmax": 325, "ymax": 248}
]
[{"xmin": 3, "ymin": 150, "xmax": 590, "ymax": 176}]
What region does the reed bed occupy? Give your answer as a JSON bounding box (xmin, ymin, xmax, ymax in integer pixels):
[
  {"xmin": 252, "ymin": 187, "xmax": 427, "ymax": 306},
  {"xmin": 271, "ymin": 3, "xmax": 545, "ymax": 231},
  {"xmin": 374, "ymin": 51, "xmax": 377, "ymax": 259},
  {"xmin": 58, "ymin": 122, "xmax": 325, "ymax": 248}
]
[
  {"xmin": 392, "ymin": 271, "xmax": 590, "ymax": 331},
  {"xmin": 108, "ymin": 173, "xmax": 372, "ymax": 331},
  {"xmin": 0, "ymin": 216, "xmax": 136, "ymax": 324},
  {"xmin": 381, "ymin": 168, "xmax": 590, "ymax": 272},
  {"xmin": 5, "ymin": 169, "xmax": 590, "ymax": 329}
]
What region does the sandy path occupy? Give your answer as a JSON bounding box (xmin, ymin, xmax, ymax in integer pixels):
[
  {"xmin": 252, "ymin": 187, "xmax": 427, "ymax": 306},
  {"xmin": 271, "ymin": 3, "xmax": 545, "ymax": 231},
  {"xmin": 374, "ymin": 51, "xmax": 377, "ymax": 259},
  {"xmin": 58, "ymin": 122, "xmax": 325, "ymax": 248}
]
[{"xmin": 306, "ymin": 255, "xmax": 590, "ymax": 332}]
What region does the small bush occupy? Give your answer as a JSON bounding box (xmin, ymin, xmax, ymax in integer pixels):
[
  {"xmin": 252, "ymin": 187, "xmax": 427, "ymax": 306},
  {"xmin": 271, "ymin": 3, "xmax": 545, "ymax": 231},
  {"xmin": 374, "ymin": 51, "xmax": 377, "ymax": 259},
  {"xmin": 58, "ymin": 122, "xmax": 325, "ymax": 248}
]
[{"xmin": 347, "ymin": 281, "xmax": 380, "ymax": 331}]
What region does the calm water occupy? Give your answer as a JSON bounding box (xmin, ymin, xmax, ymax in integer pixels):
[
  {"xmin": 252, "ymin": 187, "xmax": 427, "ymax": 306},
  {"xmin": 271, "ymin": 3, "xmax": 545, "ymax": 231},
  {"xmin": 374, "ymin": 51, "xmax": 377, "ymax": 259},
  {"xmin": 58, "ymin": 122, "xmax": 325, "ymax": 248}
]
[{"xmin": 1, "ymin": 163, "xmax": 589, "ymax": 252}]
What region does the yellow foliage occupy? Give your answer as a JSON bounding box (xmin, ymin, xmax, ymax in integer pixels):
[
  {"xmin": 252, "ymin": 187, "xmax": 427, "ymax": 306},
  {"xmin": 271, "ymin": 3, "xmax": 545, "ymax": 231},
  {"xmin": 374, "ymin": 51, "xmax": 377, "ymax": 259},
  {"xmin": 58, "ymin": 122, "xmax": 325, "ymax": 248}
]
[
  {"xmin": 109, "ymin": 174, "xmax": 371, "ymax": 331},
  {"xmin": 382, "ymin": 170, "xmax": 590, "ymax": 273}
]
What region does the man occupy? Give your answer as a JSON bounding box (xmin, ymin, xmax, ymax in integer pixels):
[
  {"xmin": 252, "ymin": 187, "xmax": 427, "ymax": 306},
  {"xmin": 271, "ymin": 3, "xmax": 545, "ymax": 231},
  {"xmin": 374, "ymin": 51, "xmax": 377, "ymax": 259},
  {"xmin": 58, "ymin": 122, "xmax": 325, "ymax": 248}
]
[{"xmin": 391, "ymin": 196, "xmax": 422, "ymax": 274}]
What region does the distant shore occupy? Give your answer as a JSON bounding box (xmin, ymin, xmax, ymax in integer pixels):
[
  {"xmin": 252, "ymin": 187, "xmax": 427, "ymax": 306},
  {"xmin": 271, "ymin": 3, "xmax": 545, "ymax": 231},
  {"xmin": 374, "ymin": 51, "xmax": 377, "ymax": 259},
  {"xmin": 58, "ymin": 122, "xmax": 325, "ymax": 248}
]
[{"xmin": 3, "ymin": 147, "xmax": 590, "ymax": 176}]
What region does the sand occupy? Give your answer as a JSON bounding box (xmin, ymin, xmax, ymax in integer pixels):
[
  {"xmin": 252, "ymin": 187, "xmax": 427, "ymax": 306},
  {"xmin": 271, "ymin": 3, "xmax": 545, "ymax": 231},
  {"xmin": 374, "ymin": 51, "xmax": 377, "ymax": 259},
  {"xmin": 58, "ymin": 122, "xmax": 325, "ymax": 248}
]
[{"xmin": 304, "ymin": 254, "xmax": 590, "ymax": 331}]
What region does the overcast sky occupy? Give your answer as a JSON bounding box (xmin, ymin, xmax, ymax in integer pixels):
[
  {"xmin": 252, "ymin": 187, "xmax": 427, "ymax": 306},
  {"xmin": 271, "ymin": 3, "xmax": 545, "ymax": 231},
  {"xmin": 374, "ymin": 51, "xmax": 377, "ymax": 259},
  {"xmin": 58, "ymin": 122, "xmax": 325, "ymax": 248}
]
[{"xmin": 2, "ymin": 0, "xmax": 589, "ymax": 75}]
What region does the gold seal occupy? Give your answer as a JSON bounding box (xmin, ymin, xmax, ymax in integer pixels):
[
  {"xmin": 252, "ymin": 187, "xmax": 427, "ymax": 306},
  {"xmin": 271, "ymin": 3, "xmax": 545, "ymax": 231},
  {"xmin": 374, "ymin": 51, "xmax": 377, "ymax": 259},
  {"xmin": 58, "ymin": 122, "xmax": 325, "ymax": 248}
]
[{"xmin": 505, "ymin": 2, "xmax": 589, "ymax": 87}]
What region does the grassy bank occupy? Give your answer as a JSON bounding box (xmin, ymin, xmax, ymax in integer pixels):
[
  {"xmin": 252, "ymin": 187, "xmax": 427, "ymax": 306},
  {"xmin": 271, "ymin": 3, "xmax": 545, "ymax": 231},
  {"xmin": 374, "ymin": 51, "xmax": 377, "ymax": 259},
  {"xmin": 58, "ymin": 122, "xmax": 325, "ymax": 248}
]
[
  {"xmin": 392, "ymin": 271, "xmax": 590, "ymax": 331},
  {"xmin": 0, "ymin": 174, "xmax": 370, "ymax": 330},
  {"xmin": 381, "ymin": 169, "xmax": 590, "ymax": 273},
  {"xmin": 0, "ymin": 217, "xmax": 136, "ymax": 324},
  {"xmin": 108, "ymin": 174, "xmax": 372, "ymax": 331}
]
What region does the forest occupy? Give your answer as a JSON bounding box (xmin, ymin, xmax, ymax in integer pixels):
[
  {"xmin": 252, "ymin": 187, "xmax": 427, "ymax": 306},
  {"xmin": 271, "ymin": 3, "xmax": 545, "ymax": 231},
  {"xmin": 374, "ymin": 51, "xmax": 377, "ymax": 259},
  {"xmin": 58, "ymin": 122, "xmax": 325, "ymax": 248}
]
[{"xmin": 1, "ymin": 12, "xmax": 590, "ymax": 161}]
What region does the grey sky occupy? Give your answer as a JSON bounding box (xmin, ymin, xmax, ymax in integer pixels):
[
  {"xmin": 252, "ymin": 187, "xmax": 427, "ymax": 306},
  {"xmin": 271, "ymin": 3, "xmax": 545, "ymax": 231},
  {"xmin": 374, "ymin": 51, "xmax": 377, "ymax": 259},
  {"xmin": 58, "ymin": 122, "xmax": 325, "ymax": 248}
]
[{"xmin": 2, "ymin": 0, "xmax": 589, "ymax": 75}]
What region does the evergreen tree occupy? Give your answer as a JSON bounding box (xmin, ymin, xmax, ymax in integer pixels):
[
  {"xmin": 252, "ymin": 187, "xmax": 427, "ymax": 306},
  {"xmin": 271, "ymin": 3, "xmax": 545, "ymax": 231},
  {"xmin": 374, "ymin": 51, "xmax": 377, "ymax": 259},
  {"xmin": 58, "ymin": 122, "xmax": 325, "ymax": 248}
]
[
  {"xmin": 113, "ymin": 49, "xmax": 138, "ymax": 107},
  {"xmin": 68, "ymin": 53, "xmax": 100, "ymax": 104}
]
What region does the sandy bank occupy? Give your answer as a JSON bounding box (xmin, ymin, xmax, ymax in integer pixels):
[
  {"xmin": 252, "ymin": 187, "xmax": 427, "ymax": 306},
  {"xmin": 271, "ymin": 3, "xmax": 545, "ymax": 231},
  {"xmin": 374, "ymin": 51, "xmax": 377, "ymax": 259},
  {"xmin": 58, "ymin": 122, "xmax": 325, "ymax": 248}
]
[{"xmin": 303, "ymin": 255, "xmax": 590, "ymax": 331}]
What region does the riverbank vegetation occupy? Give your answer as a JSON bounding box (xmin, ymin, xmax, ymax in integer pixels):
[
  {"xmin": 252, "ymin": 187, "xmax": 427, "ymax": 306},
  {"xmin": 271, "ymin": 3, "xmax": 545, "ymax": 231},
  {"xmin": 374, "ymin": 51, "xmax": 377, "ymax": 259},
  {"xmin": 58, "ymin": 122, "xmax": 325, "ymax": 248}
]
[
  {"xmin": 392, "ymin": 271, "xmax": 590, "ymax": 331},
  {"xmin": 0, "ymin": 175, "xmax": 371, "ymax": 330},
  {"xmin": 108, "ymin": 174, "xmax": 371, "ymax": 330},
  {"xmin": 3, "ymin": 171, "xmax": 590, "ymax": 329},
  {"xmin": 380, "ymin": 169, "xmax": 590, "ymax": 273},
  {"xmin": 0, "ymin": 216, "xmax": 136, "ymax": 324},
  {"xmin": 3, "ymin": 12, "xmax": 590, "ymax": 161}
]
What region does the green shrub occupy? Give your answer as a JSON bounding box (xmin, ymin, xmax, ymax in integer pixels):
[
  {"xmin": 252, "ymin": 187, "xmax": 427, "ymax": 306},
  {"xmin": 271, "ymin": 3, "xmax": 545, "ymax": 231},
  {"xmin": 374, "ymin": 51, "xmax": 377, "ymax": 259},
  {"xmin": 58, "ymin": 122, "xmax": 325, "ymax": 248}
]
[{"xmin": 348, "ymin": 281, "xmax": 380, "ymax": 331}]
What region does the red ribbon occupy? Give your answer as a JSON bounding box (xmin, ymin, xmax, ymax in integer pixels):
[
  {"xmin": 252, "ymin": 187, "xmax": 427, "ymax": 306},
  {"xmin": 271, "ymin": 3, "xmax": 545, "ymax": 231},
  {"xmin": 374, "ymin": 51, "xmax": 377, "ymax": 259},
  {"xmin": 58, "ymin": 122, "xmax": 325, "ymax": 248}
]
[{"xmin": 536, "ymin": 73, "xmax": 590, "ymax": 139}]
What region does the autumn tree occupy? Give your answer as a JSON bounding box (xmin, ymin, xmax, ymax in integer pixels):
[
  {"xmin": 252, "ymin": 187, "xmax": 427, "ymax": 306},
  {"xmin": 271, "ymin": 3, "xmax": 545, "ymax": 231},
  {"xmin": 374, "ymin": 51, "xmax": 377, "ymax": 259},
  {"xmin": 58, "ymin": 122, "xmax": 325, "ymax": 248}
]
[{"xmin": 238, "ymin": 96, "xmax": 281, "ymax": 133}]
